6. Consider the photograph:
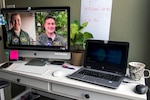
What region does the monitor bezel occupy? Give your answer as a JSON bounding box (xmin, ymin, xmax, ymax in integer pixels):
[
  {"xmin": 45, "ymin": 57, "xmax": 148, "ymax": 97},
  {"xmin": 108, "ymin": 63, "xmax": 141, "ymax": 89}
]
[{"xmin": 1, "ymin": 6, "xmax": 70, "ymax": 52}]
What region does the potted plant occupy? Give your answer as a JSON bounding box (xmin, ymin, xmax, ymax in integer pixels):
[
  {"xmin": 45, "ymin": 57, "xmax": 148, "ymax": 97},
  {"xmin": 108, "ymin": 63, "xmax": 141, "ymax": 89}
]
[{"xmin": 70, "ymin": 20, "xmax": 93, "ymax": 66}]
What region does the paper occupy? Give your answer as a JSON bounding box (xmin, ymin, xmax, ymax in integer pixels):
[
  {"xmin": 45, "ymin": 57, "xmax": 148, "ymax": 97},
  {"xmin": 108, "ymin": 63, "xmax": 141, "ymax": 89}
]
[{"xmin": 80, "ymin": 0, "xmax": 113, "ymax": 40}]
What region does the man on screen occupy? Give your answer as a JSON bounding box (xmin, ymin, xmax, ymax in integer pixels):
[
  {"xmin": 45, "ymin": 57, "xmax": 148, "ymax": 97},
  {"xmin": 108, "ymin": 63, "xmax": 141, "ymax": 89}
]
[
  {"xmin": 7, "ymin": 13, "xmax": 30, "ymax": 45},
  {"xmin": 37, "ymin": 15, "xmax": 66, "ymax": 47}
]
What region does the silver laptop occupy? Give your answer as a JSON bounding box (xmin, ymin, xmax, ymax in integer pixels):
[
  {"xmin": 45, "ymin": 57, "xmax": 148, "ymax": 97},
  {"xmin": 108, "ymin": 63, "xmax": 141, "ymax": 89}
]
[{"xmin": 67, "ymin": 40, "xmax": 129, "ymax": 89}]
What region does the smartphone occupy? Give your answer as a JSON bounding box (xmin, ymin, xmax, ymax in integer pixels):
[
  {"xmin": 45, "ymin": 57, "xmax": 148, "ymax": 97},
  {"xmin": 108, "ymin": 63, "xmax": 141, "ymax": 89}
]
[{"xmin": 0, "ymin": 62, "xmax": 13, "ymax": 68}]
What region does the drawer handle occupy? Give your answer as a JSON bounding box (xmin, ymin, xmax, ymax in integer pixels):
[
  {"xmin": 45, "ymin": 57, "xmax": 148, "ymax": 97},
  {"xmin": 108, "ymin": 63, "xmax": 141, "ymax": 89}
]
[
  {"xmin": 84, "ymin": 94, "xmax": 90, "ymax": 99},
  {"xmin": 17, "ymin": 79, "xmax": 21, "ymax": 83}
]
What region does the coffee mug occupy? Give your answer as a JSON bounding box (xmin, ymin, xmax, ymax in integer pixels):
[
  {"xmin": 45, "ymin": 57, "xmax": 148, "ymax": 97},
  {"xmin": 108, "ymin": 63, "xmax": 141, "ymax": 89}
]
[{"xmin": 128, "ymin": 62, "xmax": 150, "ymax": 81}]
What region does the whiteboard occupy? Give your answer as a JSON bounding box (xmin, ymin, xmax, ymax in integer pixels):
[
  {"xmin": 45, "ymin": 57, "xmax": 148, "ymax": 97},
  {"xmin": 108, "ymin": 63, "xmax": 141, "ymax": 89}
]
[{"xmin": 80, "ymin": 0, "xmax": 113, "ymax": 40}]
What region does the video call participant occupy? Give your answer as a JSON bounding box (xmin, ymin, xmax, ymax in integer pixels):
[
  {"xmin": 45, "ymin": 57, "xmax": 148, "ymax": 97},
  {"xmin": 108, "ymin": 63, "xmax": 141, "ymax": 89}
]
[
  {"xmin": 37, "ymin": 15, "xmax": 66, "ymax": 47},
  {"xmin": 7, "ymin": 13, "xmax": 30, "ymax": 45}
]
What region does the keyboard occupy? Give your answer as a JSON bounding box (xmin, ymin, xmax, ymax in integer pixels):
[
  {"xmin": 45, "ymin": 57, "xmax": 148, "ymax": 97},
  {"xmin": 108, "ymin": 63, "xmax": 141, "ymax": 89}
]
[{"xmin": 78, "ymin": 69, "xmax": 121, "ymax": 81}]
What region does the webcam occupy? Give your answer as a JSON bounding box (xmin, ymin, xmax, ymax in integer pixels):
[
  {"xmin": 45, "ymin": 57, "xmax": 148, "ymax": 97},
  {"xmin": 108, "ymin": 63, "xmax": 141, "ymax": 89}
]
[
  {"xmin": 27, "ymin": 7, "xmax": 31, "ymax": 11},
  {"xmin": 104, "ymin": 40, "xmax": 108, "ymax": 44}
]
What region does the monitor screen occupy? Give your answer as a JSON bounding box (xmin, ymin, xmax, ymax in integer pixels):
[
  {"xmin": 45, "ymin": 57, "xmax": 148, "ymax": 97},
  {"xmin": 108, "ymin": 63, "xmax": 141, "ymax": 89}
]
[
  {"xmin": 84, "ymin": 40, "xmax": 129, "ymax": 74},
  {"xmin": 1, "ymin": 7, "xmax": 70, "ymax": 60}
]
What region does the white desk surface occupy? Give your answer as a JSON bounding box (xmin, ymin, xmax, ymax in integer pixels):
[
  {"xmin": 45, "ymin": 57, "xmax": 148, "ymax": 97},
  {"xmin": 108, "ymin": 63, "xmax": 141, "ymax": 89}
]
[{"xmin": 0, "ymin": 61, "xmax": 147, "ymax": 100}]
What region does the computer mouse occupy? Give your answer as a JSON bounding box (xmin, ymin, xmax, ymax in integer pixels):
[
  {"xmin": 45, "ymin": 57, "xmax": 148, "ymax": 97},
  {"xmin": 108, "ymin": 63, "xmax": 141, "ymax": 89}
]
[
  {"xmin": 134, "ymin": 84, "xmax": 149, "ymax": 94},
  {"xmin": 52, "ymin": 70, "xmax": 64, "ymax": 77}
]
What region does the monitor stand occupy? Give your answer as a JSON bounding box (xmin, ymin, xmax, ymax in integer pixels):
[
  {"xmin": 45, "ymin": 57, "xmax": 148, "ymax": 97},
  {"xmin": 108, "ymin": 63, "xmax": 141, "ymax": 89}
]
[{"xmin": 25, "ymin": 58, "xmax": 48, "ymax": 66}]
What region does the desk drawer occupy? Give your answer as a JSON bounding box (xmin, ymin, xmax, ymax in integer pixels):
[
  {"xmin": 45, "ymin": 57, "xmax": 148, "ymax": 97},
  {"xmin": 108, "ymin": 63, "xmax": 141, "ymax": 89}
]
[
  {"xmin": 17, "ymin": 76, "xmax": 50, "ymax": 91},
  {"xmin": 0, "ymin": 71, "xmax": 50, "ymax": 91},
  {"xmin": 52, "ymin": 84, "xmax": 129, "ymax": 100}
]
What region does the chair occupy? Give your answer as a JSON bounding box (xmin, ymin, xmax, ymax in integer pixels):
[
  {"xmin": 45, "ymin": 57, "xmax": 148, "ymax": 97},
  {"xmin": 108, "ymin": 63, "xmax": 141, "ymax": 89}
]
[{"xmin": 0, "ymin": 80, "xmax": 10, "ymax": 100}]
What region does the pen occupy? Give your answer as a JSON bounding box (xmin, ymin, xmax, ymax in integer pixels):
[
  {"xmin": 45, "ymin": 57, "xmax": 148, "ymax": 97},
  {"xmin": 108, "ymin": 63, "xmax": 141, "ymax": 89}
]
[{"xmin": 62, "ymin": 64, "xmax": 75, "ymax": 70}]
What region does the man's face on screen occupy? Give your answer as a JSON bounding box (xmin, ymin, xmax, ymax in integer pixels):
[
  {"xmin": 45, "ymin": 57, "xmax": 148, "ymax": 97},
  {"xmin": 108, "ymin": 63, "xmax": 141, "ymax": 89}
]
[
  {"xmin": 44, "ymin": 18, "xmax": 56, "ymax": 34},
  {"xmin": 11, "ymin": 14, "xmax": 21, "ymax": 31}
]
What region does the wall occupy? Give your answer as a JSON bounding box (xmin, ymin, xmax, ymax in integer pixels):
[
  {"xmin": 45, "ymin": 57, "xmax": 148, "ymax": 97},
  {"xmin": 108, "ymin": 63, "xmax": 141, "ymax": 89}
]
[
  {"xmin": 6, "ymin": 0, "xmax": 81, "ymax": 22},
  {"xmin": 0, "ymin": 0, "xmax": 5, "ymax": 63},
  {"xmin": 110, "ymin": 0, "xmax": 150, "ymax": 66},
  {"xmin": 0, "ymin": 27, "xmax": 5, "ymax": 63}
]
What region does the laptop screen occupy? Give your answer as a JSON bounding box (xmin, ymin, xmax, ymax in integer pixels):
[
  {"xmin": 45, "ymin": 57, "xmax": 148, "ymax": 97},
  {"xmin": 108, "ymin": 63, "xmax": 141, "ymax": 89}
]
[{"xmin": 83, "ymin": 40, "xmax": 129, "ymax": 74}]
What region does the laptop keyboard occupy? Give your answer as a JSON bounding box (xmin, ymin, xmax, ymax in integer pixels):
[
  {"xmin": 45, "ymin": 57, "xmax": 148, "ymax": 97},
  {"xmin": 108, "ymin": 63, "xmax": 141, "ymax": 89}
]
[{"xmin": 78, "ymin": 69, "xmax": 121, "ymax": 81}]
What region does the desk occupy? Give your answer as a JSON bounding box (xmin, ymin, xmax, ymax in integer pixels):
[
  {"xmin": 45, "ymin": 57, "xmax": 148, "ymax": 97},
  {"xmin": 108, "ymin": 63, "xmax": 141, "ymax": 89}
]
[{"xmin": 0, "ymin": 61, "xmax": 147, "ymax": 100}]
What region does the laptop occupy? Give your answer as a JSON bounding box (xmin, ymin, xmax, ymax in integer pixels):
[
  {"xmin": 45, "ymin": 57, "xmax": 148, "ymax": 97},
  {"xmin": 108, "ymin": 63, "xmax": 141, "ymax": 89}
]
[{"xmin": 67, "ymin": 40, "xmax": 129, "ymax": 89}]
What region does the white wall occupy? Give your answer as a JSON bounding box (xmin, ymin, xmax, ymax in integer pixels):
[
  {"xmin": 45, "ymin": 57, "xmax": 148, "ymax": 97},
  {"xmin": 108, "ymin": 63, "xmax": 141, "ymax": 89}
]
[{"xmin": 0, "ymin": 0, "xmax": 6, "ymax": 63}]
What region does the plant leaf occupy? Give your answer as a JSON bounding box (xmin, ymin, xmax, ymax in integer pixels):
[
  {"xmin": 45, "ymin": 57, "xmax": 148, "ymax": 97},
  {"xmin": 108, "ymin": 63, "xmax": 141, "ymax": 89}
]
[
  {"xmin": 82, "ymin": 22, "xmax": 88, "ymax": 28},
  {"xmin": 83, "ymin": 32, "xmax": 93, "ymax": 41},
  {"xmin": 74, "ymin": 32, "xmax": 84, "ymax": 45},
  {"xmin": 79, "ymin": 22, "xmax": 88, "ymax": 31},
  {"xmin": 70, "ymin": 23, "xmax": 79, "ymax": 40}
]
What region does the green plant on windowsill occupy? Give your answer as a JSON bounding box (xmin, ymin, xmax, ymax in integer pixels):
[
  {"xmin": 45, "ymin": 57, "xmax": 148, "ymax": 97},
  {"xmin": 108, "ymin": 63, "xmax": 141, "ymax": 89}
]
[
  {"xmin": 70, "ymin": 20, "xmax": 93, "ymax": 52},
  {"xmin": 70, "ymin": 20, "xmax": 93, "ymax": 66}
]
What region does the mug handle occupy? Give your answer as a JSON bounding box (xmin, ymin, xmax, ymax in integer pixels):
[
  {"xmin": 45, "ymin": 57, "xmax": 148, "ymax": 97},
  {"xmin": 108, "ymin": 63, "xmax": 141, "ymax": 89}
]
[{"xmin": 144, "ymin": 69, "xmax": 150, "ymax": 78}]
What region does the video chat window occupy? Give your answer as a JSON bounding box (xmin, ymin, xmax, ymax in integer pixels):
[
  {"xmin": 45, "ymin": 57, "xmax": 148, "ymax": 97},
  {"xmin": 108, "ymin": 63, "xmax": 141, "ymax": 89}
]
[{"xmin": 6, "ymin": 9, "xmax": 68, "ymax": 47}]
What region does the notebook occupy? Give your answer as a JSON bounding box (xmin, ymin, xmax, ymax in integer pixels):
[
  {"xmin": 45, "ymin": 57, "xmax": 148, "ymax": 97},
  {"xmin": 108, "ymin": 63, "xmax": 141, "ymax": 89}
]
[{"xmin": 67, "ymin": 40, "xmax": 129, "ymax": 89}]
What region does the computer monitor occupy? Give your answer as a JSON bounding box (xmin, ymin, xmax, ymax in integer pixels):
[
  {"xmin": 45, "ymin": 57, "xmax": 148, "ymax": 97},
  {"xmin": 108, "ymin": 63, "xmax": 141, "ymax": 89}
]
[{"xmin": 1, "ymin": 7, "xmax": 70, "ymax": 63}]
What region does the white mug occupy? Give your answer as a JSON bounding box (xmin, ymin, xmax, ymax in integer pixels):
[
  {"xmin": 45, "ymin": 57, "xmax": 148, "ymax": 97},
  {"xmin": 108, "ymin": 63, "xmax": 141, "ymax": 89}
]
[{"xmin": 128, "ymin": 62, "xmax": 150, "ymax": 81}]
